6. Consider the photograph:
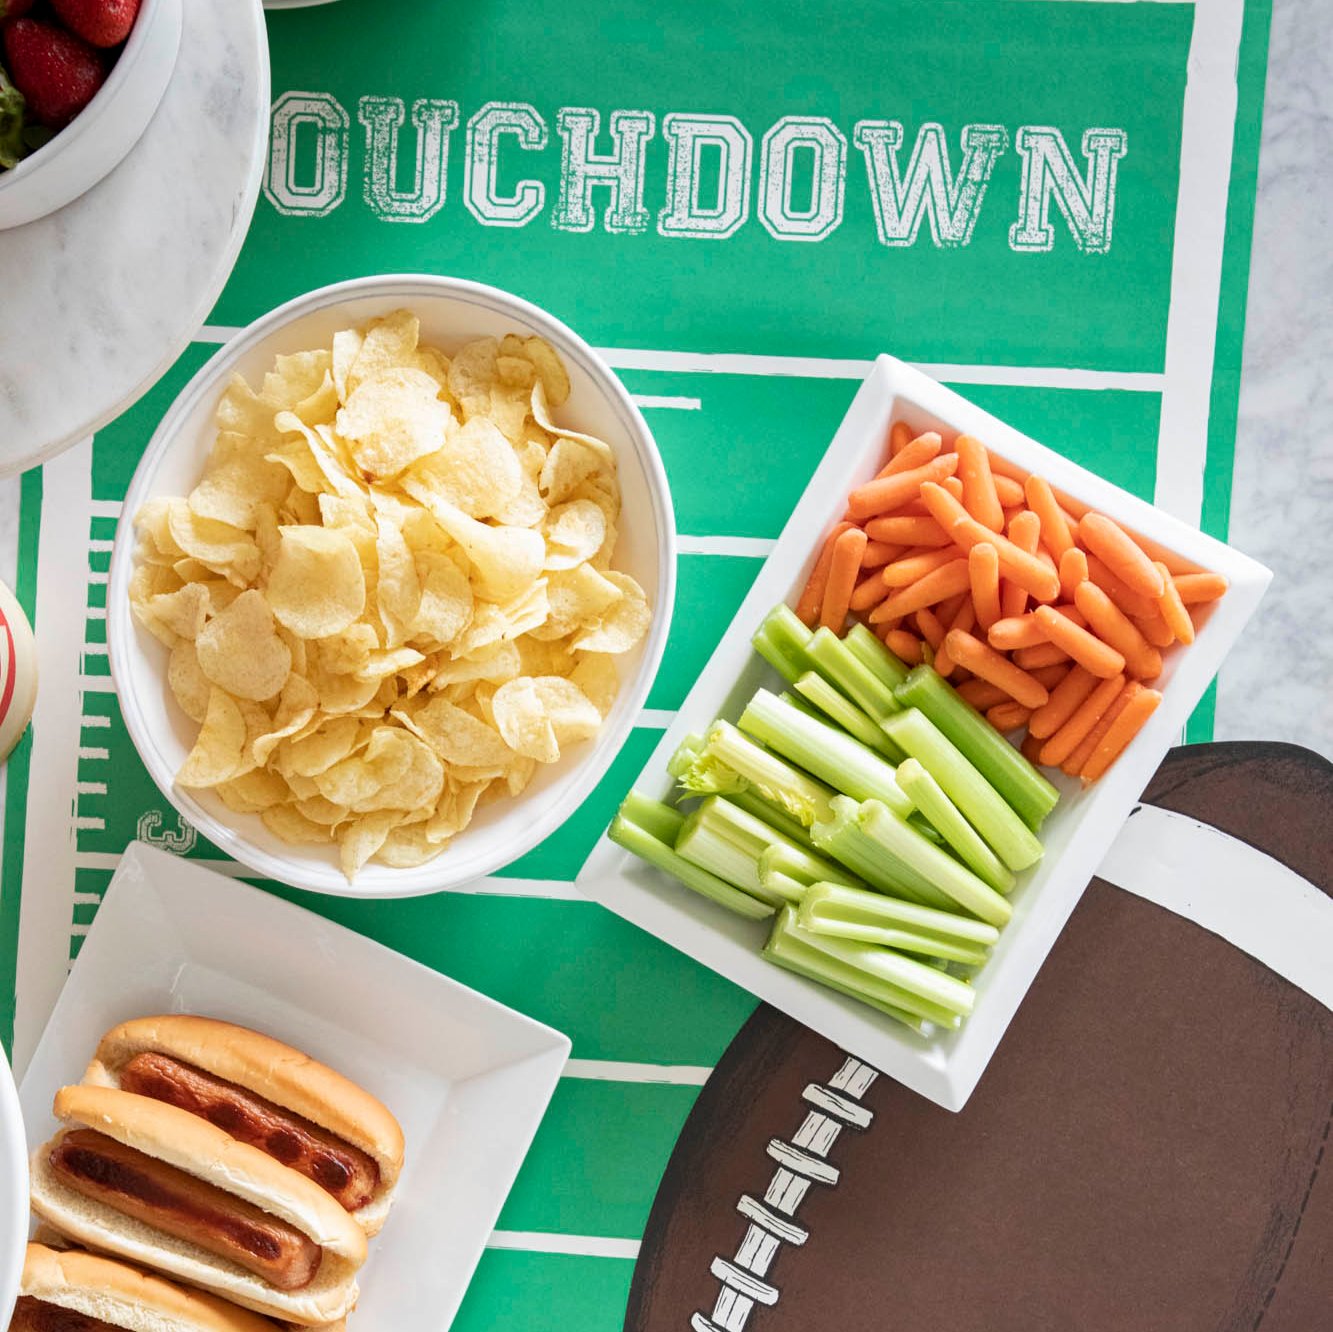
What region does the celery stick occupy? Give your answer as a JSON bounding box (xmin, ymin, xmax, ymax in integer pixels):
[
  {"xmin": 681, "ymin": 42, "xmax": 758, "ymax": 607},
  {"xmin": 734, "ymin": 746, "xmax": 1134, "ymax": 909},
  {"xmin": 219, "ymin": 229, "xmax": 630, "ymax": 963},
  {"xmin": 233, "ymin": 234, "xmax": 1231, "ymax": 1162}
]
[
  {"xmin": 793, "ymin": 671, "xmax": 903, "ymax": 759},
  {"xmin": 666, "ymin": 733, "xmax": 707, "ymax": 779},
  {"xmin": 764, "ymin": 908, "xmax": 956, "ymax": 1029},
  {"xmin": 799, "ymin": 880, "xmax": 1001, "ymax": 943},
  {"xmin": 759, "ymin": 867, "xmax": 811, "ymax": 904},
  {"xmin": 881, "ymin": 707, "xmax": 1044, "ymax": 872},
  {"xmin": 759, "ymin": 841, "xmax": 860, "ymax": 889},
  {"xmin": 894, "ymin": 759, "xmax": 1016, "ymax": 894},
  {"xmin": 844, "ymin": 622, "xmax": 911, "ymax": 690},
  {"xmin": 739, "ymin": 689, "xmax": 913, "ymax": 819},
  {"xmin": 810, "ymin": 796, "xmax": 955, "ymax": 908},
  {"xmin": 806, "ymin": 627, "xmax": 902, "ymax": 720},
  {"xmin": 619, "ymin": 791, "xmax": 685, "ymax": 845},
  {"xmin": 859, "ymin": 800, "xmax": 1012, "ymax": 927},
  {"xmin": 609, "ymin": 815, "xmax": 773, "ymax": 920},
  {"xmin": 779, "ymin": 689, "xmax": 832, "ymax": 724},
  {"xmin": 678, "ymin": 719, "xmax": 834, "ymax": 826},
  {"xmin": 753, "ymin": 624, "xmax": 806, "ymax": 685},
  {"xmin": 799, "ymin": 881, "xmax": 996, "ymax": 963},
  {"xmin": 771, "ymin": 907, "xmax": 974, "ymax": 1019},
  {"xmin": 699, "ymin": 797, "xmax": 851, "ymax": 884},
  {"xmin": 894, "ymin": 664, "xmax": 1059, "ymax": 829},
  {"xmin": 752, "ymin": 604, "xmax": 816, "ymax": 683},
  {"xmin": 729, "ymin": 788, "xmax": 817, "ymax": 851}
]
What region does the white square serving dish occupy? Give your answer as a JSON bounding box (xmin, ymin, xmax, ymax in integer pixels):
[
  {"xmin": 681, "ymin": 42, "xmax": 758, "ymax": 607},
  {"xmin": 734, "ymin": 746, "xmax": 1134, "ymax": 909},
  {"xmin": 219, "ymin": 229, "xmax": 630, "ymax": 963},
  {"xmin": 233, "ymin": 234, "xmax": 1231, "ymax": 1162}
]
[
  {"xmin": 578, "ymin": 355, "xmax": 1270, "ymax": 1112},
  {"xmin": 18, "ymin": 842, "xmax": 570, "ymax": 1326}
]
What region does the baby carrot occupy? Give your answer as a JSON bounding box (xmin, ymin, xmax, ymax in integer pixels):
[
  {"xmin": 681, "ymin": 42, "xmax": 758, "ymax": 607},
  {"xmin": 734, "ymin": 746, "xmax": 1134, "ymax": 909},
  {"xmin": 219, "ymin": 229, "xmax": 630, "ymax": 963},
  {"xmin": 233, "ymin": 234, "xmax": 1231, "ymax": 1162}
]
[
  {"xmin": 986, "ymin": 700, "xmax": 1032, "ymax": 733},
  {"xmin": 1030, "ymin": 663, "xmax": 1072, "ymax": 690},
  {"xmin": 862, "ymin": 540, "xmax": 905, "ymax": 570},
  {"xmin": 988, "ymin": 615, "xmax": 1048, "ymax": 652},
  {"xmin": 1013, "ymin": 642, "xmax": 1070, "ymax": 670},
  {"xmin": 951, "ymin": 515, "xmax": 1061, "ymax": 603},
  {"xmin": 1020, "ymin": 730, "xmax": 1045, "ymax": 766},
  {"xmin": 1154, "ymin": 561, "xmax": 1194, "ymax": 644},
  {"xmin": 1062, "ymin": 686, "xmax": 1134, "ymax": 777},
  {"xmin": 920, "ymin": 480, "xmax": 971, "ymax": 533},
  {"xmin": 1074, "ymin": 582, "xmax": 1162, "ymax": 681},
  {"xmin": 888, "ymin": 420, "xmax": 914, "ymax": 458},
  {"xmin": 1058, "ymin": 547, "xmax": 1088, "ymax": 602},
  {"xmin": 985, "ymin": 450, "xmax": 1029, "ymax": 484},
  {"xmin": 944, "ymin": 630, "xmax": 1050, "ymax": 709},
  {"xmin": 1133, "ymin": 609, "xmax": 1175, "ymax": 649},
  {"xmin": 915, "ymin": 606, "xmax": 948, "ymax": 649},
  {"xmin": 1119, "ymin": 526, "xmax": 1202, "ymax": 577},
  {"xmin": 819, "ymin": 527, "xmax": 867, "ymax": 631},
  {"xmin": 1032, "ymin": 604, "xmax": 1125, "ymax": 679},
  {"xmin": 869, "ymin": 559, "xmax": 972, "ymax": 623},
  {"xmin": 1083, "ymin": 553, "xmax": 1158, "ymax": 620},
  {"xmin": 881, "ymin": 546, "xmax": 963, "ymax": 588},
  {"xmin": 795, "ymin": 521, "xmax": 853, "ymax": 627},
  {"xmin": 875, "ymin": 432, "xmax": 943, "ymax": 479},
  {"xmin": 1024, "ymin": 475, "xmax": 1075, "ymax": 559},
  {"xmin": 957, "ymin": 679, "xmax": 1011, "ymax": 710},
  {"xmin": 865, "ymin": 515, "xmax": 952, "ymax": 547},
  {"xmin": 883, "ymin": 629, "xmax": 924, "ymax": 665},
  {"xmin": 847, "ymin": 454, "xmax": 959, "ymax": 522},
  {"xmin": 992, "ymin": 474, "xmax": 1025, "ymax": 508},
  {"xmin": 933, "ymin": 600, "xmax": 976, "ymax": 679},
  {"xmin": 1027, "ymin": 664, "xmax": 1098, "ymax": 741},
  {"xmin": 1039, "ymin": 672, "xmax": 1126, "ymax": 767},
  {"xmin": 1001, "ymin": 506, "xmax": 1024, "ymax": 530},
  {"xmin": 955, "ymin": 435, "xmax": 1004, "ymax": 532},
  {"xmin": 850, "ymin": 567, "xmax": 890, "ymax": 614},
  {"xmin": 1080, "ymin": 685, "xmax": 1162, "ymax": 782},
  {"xmin": 1172, "ymin": 571, "xmax": 1229, "ymax": 605},
  {"xmin": 969, "ymin": 543, "xmax": 1002, "ymax": 632},
  {"xmin": 936, "ymin": 591, "xmax": 968, "ymax": 625},
  {"xmin": 941, "ymin": 476, "xmax": 965, "ymax": 501},
  {"xmin": 1001, "ymin": 510, "xmax": 1041, "ymax": 618},
  {"xmin": 1079, "ymin": 513, "xmax": 1165, "ymax": 599}
]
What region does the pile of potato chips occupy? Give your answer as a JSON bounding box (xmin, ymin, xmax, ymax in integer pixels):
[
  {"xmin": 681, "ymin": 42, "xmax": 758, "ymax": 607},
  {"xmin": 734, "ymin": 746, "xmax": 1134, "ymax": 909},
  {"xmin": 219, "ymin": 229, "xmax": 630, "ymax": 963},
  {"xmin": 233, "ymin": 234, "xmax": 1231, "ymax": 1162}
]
[{"xmin": 129, "ymin": 311, "xmax": 650, "ymax": 879}]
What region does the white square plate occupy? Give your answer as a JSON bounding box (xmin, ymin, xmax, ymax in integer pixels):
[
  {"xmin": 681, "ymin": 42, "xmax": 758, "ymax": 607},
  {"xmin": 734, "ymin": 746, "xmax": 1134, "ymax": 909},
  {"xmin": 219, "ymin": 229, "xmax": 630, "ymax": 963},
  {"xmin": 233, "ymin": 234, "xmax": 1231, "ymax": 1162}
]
[
  {"xmin": 18, "ymin": 842, "xmax": 570, "ymax": 1326},
  {"xmin": 578, "ymin": 356, "xmax": 1270, "ymax": 1112}
]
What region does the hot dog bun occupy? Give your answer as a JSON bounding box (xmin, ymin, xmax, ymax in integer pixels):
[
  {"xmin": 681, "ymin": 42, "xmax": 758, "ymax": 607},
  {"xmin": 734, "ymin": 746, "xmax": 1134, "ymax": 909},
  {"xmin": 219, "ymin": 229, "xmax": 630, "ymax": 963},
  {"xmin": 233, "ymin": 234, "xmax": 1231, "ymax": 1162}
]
[
  {"xmin": 84, "ymin": 1017, "xmax": 403, "ymax": 1235},
  {"xmin": 29, "ymin": 1085, "xmax": 366, "ymax": 1326},
  {"xmin": 19, "ymin": 1242, "xmax": 281, "ymax": 1331}
]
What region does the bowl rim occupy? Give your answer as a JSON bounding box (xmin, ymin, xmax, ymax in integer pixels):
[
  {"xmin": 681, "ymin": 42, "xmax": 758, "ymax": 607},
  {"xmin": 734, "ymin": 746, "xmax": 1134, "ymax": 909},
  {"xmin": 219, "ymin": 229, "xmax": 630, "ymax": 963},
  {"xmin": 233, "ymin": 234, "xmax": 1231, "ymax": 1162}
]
[
  {"xmin": 0, "ymin": 0, "xmax": 167, "ymax": 196},
  {"xmin": 107, "ymin": 273, "xmax": 677, "ymax": 898}
]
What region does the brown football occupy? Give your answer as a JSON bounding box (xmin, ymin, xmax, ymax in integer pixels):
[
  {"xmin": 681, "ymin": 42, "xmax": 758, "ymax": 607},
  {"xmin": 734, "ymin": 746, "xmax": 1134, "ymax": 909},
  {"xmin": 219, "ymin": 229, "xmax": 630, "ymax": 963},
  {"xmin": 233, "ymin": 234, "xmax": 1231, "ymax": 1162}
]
[{"xmin": 626, "ymin": 742, "xmax": 1333, "ymax": 1332}]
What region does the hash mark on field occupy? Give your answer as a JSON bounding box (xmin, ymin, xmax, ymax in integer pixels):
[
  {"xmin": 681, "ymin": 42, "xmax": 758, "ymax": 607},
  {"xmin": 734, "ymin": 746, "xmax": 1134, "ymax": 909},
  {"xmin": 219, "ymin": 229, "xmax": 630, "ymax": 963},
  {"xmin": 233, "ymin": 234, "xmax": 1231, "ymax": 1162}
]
[
  {"xmin": 74, "ymin": 817, "xmax": 105, "ymax": 832},
  {"xmin": 89, "ymin": 500, "xmax": 124, "ymax": 520},
  {"xmin": 76, "ymin": 782, "xmax": 107, "ymax": 796},
  {"xmin": 79, "ymin": 748, "xmax": 110, "ymax": 761},
  {"xmin": 85, "ymin": 607, "xmax": 106, "ymax": 621},
  {"xmin": 80, "ymin": 716, "xmax": 111, "ymax": 729},
  {"xmin": 88, "ymin": 572, "xmax": 108, "ymax": 586},
  {"xmin": 487, "ymin": 1231, "xmax": 640, "ymax": 1260},
  {"xmin": 678, "ymin": 535, "xmax": 776, "ymax": 558},
  {"xmin": 631, "ymin": 395, "xmax": 702, "ymax": 411},
  {"xmin": 88, "ymin": 539, "xmax": 115, "ymax": 553}
]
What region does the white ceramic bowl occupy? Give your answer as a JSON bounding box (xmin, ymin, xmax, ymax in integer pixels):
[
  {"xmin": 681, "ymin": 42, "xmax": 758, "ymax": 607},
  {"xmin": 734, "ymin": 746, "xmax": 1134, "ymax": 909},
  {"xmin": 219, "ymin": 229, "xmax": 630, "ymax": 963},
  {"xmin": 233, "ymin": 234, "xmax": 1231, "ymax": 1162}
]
[
  {"xmin": 108, "ymin": 275, "xmax": 676, "ymax": 898},
  {"xmin": 0, "ymin": 0, "xmax": 181, "ymax": 230},
  {"xmin": 0, "ymin": 1042, "xmax": 26, "ymax": 1329},
  {"xmin": 579, "ymin": 355, "xmax": 1271, "ymax": 1111}
]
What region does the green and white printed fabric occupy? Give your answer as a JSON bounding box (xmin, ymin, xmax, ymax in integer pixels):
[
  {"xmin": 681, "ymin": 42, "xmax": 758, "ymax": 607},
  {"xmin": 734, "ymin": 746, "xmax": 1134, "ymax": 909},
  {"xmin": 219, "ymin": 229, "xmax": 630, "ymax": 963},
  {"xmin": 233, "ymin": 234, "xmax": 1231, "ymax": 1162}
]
[{"xmin": 0, "ymin": 0, "xmax": 1272, "ymax": 1327}]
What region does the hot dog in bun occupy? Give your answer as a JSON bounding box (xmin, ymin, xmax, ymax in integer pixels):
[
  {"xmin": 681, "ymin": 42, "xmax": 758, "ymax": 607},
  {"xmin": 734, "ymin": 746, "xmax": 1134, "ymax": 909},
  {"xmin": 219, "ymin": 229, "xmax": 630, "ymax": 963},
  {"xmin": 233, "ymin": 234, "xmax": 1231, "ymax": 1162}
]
[
  {"xmin": 29, "ymin": 1085, "xmax": 366, "ymax": 1326},
  {"xmin": 82, "ymin": 1016, "xmax": 403, "ymax": 1235}
]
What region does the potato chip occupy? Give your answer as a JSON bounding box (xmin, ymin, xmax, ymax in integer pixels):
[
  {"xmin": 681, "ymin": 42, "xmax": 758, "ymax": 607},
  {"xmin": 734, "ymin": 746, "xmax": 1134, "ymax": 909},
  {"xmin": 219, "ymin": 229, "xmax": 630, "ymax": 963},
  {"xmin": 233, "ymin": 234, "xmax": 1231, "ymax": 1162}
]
[
  {"xmin": 167, "ymin": 640, "xmax": 211, "ymax": 724},
  {"xmin": 543, "ymin": 499, "xmax": 608, "ymax": 571},
  {"xmin": 347, "ymin": 309, "xmax": 420, "ymax": 393},
  {"xmin": 339, "ymin": 810, "xmax": 404, "ymax": 877},
  {"xmin": 531, "ymin": 380, "xmax": 613, "ymax": 463},
  {"xmin": 412, "ymin": 550, "xmax": 473, "ymax": 645},
  {"xmin": 215, "ymin": 374, "xmax": 278, "ymax": 441},
  {"xmin": 354, "ymin": 647, "xmax": 425, "ymax": 682},
  {"xmin": 491, "ymin": 675, "xmax": 601, "ymax": 763},
  {"xmin": 317, "ymin": 622, "xmax": 378, "ymax": 675},
  {"xmin": 189, "ymin": 434, "xmax": 291, "ymax": 532},
  {"xmin": 493, "ymin": 438, "xmax": 549, "ymax": 528},
  {"xmin": 337, "ymin": 368, "xmax": 451, "ymax": 480},
  {"xmin": 177, "ymin": 688, "xmax": 247, "ymax": 788},
  {"xmin": 374, "ymin": 824, "xmax": 448, "ymax": 868},
  {"xmin": 332, "ymin": 327, "xmax": 364, "ymax": 403},
  {"xmin": 130, "ymin": 580, "xmax": 207, "ymax": 649},
  {"xmin": 263, "ymin": 803, "xmax": 335, "ymax": 846},
  {"xmin": 393, "ymin": 695, "xmax": 517, "ymax": 768},
  {"xmin": 282, "ymin": 715, "xmax": 362, "ymax": 777},
  {"xmin": 448, "ymin": 337, "xmax": 499, "ymax": 420},
  {"xmin": 496, "ymin": 354, "xmax": 535, "ymax": 390},
  {"xmin": 570, "ymin": 652, "xmax": 620, "ymax": 716},
  {"xmin": 167, "ymin": 500, "xmax": 261, "ymax": 587},
  {"xmin": 401, "ymin": 416, "xmax": 522, "ymax": 520},
  {"xmin": 195, "ymin": 590, "xmax": 292, "ymax": 701},
  {"xmin": 294, "ymin": 795, "xmax": 349, "ymax": 827},
  {"xmin": 522, "ymin": 335, "xmax": 571, "ymax": 407},
  {"xmin": 266, "ymin": 526, "xmax": 366, "ymax": 638},
  {"xmin": 135, "ymin": 498, "xmax": 186, "ymax": 563},
  {"xmin": 373, "ymin": 508, "xmax": 421, "ymax": 646},
  {"xmin": 252, "ymin": 674, "xmax": 320, "ymax": 765},
  {"xmin": 292, "ymin": 371, "xmax": 340, "ymax": 428},
  {"xmin": 529, "ymin": 564, "xmax": 622, "ymax": 641},
  {"xmin": 216, "ymin": 767, "xmax": 290, "ymax": 814},
  {"xmin": 309, "ymin": 648, "xmax": 383, "ymax": 714},
  {"xmin": 539, "ymin": 437, "xmax": 605, "ymax": 505},
  {"xmin": 413, "ymin": 497, "xmax": 545, "ymax": 602},
  {"xmin": 573, "ymin": 571, "xmax": 650, "ymax": 654},
  {"xmin": 261, "ymin": 350, "xmax": 333, "ymax": 413},
  {"xmin": 356, "ymin": 732, "xmax": 444, "ymax": 814}
]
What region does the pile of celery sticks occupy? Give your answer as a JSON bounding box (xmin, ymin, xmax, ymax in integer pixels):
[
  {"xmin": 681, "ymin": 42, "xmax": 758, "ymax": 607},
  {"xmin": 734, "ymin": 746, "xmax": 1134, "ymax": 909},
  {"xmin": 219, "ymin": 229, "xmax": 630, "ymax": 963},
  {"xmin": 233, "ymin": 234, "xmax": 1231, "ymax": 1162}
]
[{"xmin": 610, "ymin": 605, "xmax": 1061, "ymax": 1034}]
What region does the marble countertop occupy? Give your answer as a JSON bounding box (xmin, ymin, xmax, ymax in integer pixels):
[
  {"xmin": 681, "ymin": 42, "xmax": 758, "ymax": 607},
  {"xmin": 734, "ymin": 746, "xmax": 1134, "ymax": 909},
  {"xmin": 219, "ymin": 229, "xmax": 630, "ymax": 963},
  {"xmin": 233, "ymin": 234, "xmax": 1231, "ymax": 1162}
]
[{"xmin": 1, "ymin": 0, "xmax": 1328, "ymax": 760}]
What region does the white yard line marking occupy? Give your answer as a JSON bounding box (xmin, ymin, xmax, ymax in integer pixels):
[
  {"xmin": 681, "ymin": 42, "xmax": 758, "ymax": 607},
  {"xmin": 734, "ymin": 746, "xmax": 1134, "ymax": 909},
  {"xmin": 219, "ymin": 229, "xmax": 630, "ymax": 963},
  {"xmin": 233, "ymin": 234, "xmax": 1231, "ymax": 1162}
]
[
  {"xmin": 632, "ymin": 395, "xmax": 703, "ymax": 411},
  {"xmin": 73, "ymin": 817, "xmax": 104, "ymax": 832},
  {"xmin": 82, "ymin": 643, "xmax": 107, "ymax": 657},
  {"xmin": 1099, "ymin": 804, "xmax": 1332, "ymax": 1010},
  {"xmin": 14, "ymin": 442, "xmax": 93, "ymax": 1074},
  {"xmin": 72, "ymin": 893, "xmax": 101, "ymax": 906},
  {"xmin": 87, "ymin": 571, "xmax": 108, "ymax": 586},
  {"xmin": 1153, "ymin": 0, "xmax": 1246, "ymax": 523},
  {"xmin": 677, "ymin": 535, "xmax": 776, "ymax": 558},
  {"xmin": 87, "ymin": 539, "xmax": 115, "ymax": 553},
  {"xmin": 88, "ymin": 499, "xmax": 124, "ymax": 520},
  {"xmin": 563, "ymin": 1059, "xmax": 713, "ymax": 1086},
  {"xmin": 487, "ymin": 1231, "xmax": 640, "ymax": 1260},
  {"xmin": 637, "ymin": 709, "xmax": 677, "ymax": 729},
  {"xmin": 194, "ymin": 323, "xmax": 1160, "ymax": 393},
  {"xmin": 76, "ymin": 782, "xmax": 107, "ymax": 796},
  {"xmin": 85, "ymin": 607, "xmax": 106, "ymax": 621},
  {"xmin": 79, "ymin": 716, "xmax": 111, "ymax": 728},
  {"xmin": 78, "ymin": 677, "xmax": 114, "ymax": 694},
  {"xmin": 78, "ymin": 748, "xmax": 110, "ymax": 761}
]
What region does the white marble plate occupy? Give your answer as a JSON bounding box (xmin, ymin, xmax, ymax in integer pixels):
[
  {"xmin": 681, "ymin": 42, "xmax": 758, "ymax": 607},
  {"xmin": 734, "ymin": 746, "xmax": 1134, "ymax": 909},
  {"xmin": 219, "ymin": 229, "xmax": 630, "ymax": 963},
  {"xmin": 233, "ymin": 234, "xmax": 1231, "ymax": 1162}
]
[{"xmin": 0, "ymin": 1, "xmax": 269, "ymax": 478}]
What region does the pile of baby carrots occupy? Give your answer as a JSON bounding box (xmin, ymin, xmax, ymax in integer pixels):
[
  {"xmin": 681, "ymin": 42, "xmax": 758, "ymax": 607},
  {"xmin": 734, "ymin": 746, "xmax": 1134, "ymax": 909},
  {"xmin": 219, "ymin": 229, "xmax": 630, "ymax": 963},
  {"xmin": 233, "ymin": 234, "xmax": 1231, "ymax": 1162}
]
[{"xmin": 795, "ymin": 422, "xmax": 1228, "ymax": 784}]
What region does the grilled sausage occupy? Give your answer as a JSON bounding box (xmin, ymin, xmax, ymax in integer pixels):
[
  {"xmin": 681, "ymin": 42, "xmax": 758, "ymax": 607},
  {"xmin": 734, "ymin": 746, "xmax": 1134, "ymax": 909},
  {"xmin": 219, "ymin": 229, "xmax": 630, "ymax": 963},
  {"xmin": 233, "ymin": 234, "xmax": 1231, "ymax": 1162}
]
[
  {"xmin": 48, "ymin": 1130, "xmax": 322, "ymax": 1291},
  {"xmin": 119, "ymin": 1053, "xmax": 379, "ymax": 1212},
  {"xmin": 11, "ymin": 1297, "xmax": 119, "ymax": 1332}
]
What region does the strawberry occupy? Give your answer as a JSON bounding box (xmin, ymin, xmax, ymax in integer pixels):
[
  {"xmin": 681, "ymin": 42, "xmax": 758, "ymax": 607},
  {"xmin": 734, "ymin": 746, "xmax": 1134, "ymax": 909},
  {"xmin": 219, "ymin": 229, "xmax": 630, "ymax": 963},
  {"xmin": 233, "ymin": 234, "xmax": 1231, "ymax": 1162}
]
[
  {"xmin": 2, "ymin": 19, "xmax": 105, "ymax": 130},
  {"xmin": 0, "ymin": 0, "xmax": 37, "ymax": 20},
  {"xmin": 51, "ymin": 0, "xmax": 140, "ymax": 49}
]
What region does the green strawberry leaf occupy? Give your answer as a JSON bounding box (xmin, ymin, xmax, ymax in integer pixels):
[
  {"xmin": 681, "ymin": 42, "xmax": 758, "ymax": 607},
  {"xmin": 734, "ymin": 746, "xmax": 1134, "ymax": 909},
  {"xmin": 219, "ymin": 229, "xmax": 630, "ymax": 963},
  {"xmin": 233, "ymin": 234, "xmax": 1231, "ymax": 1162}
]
[{"xmin": 0, "ymin": 63, "xmax": 28, "ymax": 171}]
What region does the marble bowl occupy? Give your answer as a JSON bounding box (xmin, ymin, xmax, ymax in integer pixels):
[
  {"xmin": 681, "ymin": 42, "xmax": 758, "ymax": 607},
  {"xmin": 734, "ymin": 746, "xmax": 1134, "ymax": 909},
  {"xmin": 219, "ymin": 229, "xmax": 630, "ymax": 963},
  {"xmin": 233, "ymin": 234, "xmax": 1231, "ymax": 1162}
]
[
  {"xmin": 0, "ymin": 0, "xmax": 182, "ymax": 230},
  {"xmin": 107, "ymin": 275, "xmax": 677, "ymax": 898}
]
